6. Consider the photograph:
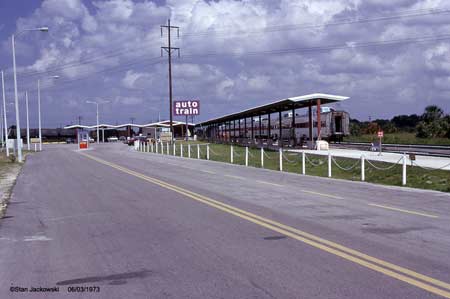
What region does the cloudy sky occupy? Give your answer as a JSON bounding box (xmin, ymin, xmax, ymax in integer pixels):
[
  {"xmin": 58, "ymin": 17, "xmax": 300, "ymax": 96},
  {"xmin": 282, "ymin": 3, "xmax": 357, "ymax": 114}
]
[{"xmin": 1, "ymin": 0, "xmax": 450, "ymax": 128}]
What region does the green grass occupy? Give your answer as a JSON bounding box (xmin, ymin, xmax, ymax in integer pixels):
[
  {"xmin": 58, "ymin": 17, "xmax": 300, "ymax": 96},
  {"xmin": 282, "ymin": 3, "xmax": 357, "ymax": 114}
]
[
  {"xmin": 144, "ymin": 141, "xmax": 450, "ymax": 193},
  {"xmin": 344, "ymin": 133, "xmax": 450, "ymax": 145}
]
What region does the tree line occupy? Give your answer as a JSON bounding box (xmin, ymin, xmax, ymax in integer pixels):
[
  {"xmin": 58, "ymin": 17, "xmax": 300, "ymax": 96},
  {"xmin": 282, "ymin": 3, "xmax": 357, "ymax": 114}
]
[{"xmin": 350, "ymin": 105, "xmax": 450, "ymax": 139}]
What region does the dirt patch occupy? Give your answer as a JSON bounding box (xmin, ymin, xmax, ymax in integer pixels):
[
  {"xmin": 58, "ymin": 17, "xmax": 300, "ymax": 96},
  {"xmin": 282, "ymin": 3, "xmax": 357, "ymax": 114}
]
[{"xmin": 0, "ymin": 155, "xmax": 23, "ymax": 219}]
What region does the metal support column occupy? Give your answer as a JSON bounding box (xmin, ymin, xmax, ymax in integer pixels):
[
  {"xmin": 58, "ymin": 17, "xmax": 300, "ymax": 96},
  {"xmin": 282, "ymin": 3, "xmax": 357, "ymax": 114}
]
[
  {"xmin": 258, "ymin": 115, "xmax": 262, "ymax": 145},
  {"xmin": 278, "ymin": 110, "xmax": 282, "ymax": 148},
  {"xmin": 308, "ymin": 101, "xmax": 313, "ymax": 149},
  {"xmin": 268, "ymin": 113, "xmax": 271, "ymax": 142},
  {"xmin": 291, "ymin": 106, "xmax": 296, "ymax": 146},
  {"xmin": 317, "ymin": 99, "xmax": 321, "ymax": 140}
]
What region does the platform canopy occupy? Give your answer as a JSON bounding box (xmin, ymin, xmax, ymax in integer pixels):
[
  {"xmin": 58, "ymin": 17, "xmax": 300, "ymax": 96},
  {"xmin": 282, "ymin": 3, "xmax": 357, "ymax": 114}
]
[
  {"xmin": 196, "ymin": 93, "xmax": 349, "ymax": 126},
  {"xmin": 64, "ymin": 120, "xmax": 195, "ymax": 130}
]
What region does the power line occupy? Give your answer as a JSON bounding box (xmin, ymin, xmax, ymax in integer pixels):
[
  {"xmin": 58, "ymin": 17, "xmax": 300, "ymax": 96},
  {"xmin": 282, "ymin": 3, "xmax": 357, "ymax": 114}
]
[{"xmin": 181, "ymin": 7, "xmax": 450, "ymax": 38}]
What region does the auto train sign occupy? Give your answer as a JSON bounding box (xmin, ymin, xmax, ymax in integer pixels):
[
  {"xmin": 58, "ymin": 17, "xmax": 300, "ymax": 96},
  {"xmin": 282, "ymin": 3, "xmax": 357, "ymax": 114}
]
[{"xmin": 174, "ymin": 100, "xmax": 200, "ymax": 116}]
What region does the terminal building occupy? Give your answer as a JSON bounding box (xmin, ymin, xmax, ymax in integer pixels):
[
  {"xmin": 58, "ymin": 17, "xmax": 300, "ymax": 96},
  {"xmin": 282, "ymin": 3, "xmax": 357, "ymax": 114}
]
[{"xmin": 194, "ymin": 93, "xmax": 350, "ymax": 148}]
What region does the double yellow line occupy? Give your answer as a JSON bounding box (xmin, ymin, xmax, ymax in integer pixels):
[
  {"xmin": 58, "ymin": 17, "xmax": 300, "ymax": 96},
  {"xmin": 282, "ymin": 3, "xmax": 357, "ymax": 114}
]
[{"xmin": 81, "ymin": 152, "xmax": 450, "ymax": 298}]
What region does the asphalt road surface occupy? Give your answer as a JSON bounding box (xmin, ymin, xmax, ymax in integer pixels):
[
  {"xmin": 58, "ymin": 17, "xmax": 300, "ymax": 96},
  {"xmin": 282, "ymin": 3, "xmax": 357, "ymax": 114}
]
[{"xmin": 1, "ymin": 143, "xmax": 450, "ymax": 299}]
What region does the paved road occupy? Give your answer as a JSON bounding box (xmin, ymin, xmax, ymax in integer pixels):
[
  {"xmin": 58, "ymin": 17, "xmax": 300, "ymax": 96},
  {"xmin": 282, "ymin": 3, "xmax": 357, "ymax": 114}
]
[{"xmin": 1, "ymin": 143, "xmax": 449, "ymax": 298}]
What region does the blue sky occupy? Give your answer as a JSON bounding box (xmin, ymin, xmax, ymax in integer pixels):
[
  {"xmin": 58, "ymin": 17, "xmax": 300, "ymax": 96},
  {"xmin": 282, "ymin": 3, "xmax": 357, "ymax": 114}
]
[{"xmin": 1, "ymin": 0, "xmax": 450, "ymax": 128}]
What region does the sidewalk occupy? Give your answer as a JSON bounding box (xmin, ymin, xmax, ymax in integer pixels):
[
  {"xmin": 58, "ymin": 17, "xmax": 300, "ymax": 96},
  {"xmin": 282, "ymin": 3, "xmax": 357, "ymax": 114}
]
[{"xmin": 289, "ymin": 148, "xmax": 450, "ymax": 171}]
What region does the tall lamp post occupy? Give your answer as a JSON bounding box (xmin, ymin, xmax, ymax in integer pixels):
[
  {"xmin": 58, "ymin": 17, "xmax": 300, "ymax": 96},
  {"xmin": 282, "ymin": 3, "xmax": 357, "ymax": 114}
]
[
  {"xmin": 86, "ymin": 100, "xmax": 109, "ymax": 144},
  {"xmin": 12, "ymin": 27, "xmax": 48, "ymax": 162},
  {"xmin": 1, "ymin": 71, "xmax": 9, "ymax": 156},
  {"xmin": 37, "ymin": 75, "xmax": 59, "ymax": 151}
]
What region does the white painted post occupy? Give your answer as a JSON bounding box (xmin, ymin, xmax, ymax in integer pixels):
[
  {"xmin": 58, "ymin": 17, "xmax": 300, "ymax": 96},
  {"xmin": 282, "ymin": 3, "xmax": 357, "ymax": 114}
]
[
  {"xmin": 173, "ymin": 143, "xmax": 176, "ymax": 156},
  {"xmin": 151, "ymin": 143, "xmax": 154, "ymax": 153},
  {"xmin": 197, "ymin": 144, "xmax": 200, "ymax": 159},
  {"xmin": 279, "ymin": 148, "xmax": 283, "ymax": 171},
  {"xmin": 261, "ymin": 147, "xmax": 264, "ymax": 168},
  {"xmin": 34, "ymin": 143, "xmax": 37, "ymax": 152},
  {"xmin": 328, "ymin": 151, "xmax": 332, "ymax": 178},
  {"xmin": 156, "ymin": 142, "xmax": 159, "ymax": 154},
  {"xmin": 302, "ymin": 151, "xmax": 305, "ymax": 175},
  {"xmin": 207, "ymin": 144, "xmax": 210, "ymax": 160},
  {"xmin": 245, "ymin": 147, "xmax": 248, "ymax": 166},
  {"xmin": 181, "ymin": 144, "xmax": 183, "ymax": 157},
  {"xmin": 231, "ymin": 145, "xmax": 234, "ymax": 164},
  {"xmin": 188, "ymin": 144, "xmax": 191, "ymax": 158},
  {"xmin": 361, "ymin": 155, "xmax": 365, "ymax": 181},
  {"xmin": 166, "ymin": 142, "xmax": 169, "ymax": 155},
  {"xmin": 402, "ymin": 154, "xmax": 407, "ymax": 186}
]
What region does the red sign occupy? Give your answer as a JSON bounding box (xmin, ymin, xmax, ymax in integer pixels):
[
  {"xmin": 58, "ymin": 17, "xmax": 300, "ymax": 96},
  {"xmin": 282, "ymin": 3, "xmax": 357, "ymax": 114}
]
[
  {"xmin": 174, "ymin": 100, "xmax": 200, "ymax": 116},
  {"xmin": 377, "ymin": 131, "xmax": 384, "ymax": 138}
]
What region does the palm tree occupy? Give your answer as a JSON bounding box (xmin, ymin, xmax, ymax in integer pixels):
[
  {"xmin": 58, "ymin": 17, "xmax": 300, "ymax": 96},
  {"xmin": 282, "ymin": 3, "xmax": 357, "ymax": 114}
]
[{"xmin": 422, "ymin": 105, "xmax": 444, "ymax": 123}]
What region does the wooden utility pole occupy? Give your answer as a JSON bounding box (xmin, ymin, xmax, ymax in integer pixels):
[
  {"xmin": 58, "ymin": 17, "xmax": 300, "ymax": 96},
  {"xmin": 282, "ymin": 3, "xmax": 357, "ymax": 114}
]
[{"xmin": 161, "ymin": 19, "xmax": 180, "ymax": 142}]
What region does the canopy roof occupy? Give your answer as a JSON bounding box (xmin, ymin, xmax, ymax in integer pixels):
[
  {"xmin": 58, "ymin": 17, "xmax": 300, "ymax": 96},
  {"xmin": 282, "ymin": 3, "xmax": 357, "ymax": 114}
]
[
  {"xmin": 64, "ymin": 120, "xmax": 195, "ymax": 130},
  {"xmin": 196, "ymin": 93, "xmax": 349, "ymax": 126}
]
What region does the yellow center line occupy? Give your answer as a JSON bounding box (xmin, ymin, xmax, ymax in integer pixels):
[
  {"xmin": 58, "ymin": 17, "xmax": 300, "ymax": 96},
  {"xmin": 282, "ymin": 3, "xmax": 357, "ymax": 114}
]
[
  {"xmin": 200, "ymin": 170, "xmax": 216, "ymax": 175},
  {"xmin": 255, "ymin": 180, "xmax": 284, "ymax": 187},
  {"xmin": 79, "ymin": 152, "xmax": 450, "ymax": 298},
  {"xmin": 224, "ymin": 174, "xmax": 246, "ymax": 180},
  {"xmin": 368, "ymin": 204, "xmax": 439, "ymax": 219},
  {"xmin": 301, "ymin": 189, "xmax": 344, "ymax": 200}
]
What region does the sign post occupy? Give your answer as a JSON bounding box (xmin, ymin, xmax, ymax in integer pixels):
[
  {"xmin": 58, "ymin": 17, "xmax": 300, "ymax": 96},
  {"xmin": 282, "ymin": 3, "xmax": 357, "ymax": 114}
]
[{"xmin": 377, "ymin": 131, "xmax": 383, "ymax": 156}]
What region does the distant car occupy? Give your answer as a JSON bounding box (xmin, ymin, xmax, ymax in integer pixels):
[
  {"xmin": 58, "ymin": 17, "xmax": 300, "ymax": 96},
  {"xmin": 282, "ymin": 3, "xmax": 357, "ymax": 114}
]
[
  {"xmin": 119, "ymin": 136, "xmax": 126, "ymax": 141},
  {"xmin": 127, "ymin": 138, "xmax": 135, "ymax": 146},
  {"xmin": 66, "ymin": 138, "xmax": 75, "ymax": 144},
  {"xmin": 107, "ymin": 136, "xmax": 118, "ymax": 142}
]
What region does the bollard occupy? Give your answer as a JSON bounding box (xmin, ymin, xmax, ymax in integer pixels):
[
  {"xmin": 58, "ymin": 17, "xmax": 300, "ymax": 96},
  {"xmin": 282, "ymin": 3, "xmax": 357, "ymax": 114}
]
[
  {"xmin": 151, "ymin": 143, "xmax": 154, "ymax": 153},
  {"xmin": 402, "ymin": 154, "xmax": 407, "ymax": 186},
  {"xmin": 188, "ymin": 144, "xmax": 191, "ymax": 158},
  {"xmin": 328, "ymin": 151, "xmax": 332, "ymax": 178},
  {"xmin": 302, "ymin": 151, "xmax": 305, "ymax": 175},
  {"xmin": 279, "ymin": 148, "xmax": 283, "ymax": 171},
  {"xmin": 207, "ymin": 144, "xmax": 210, "ymax": 160},
  {"xmin": 245, "ymin": 147, "xmax": 248, "ymax": 166},
  {"xmin": 197, "ymin": 144, "xmax": 200, "ymax": 159},
  {"xmin": 34, "ymin": 144, "xmax": 37, "ymax": 152},
  {"xmin": 261, "ymin": 147, "xmax": 264, "ymax": 168},
  {"xmin": 361, "ymin": 155, "xmax": 365, "ymax": 181},
  {"xmin": 166, "ymin": 142, "xmax": 169, "ymax": 155},
  {"xmin": 231, "ymin": 145, "xmax": 234, "ymax": 164},
  {"xmin": 157, "ymin": 142, "xmax": 159, "ymax": 154},
  {"xmin": 173, "ymin": 143, "xmax": 176, "ymax": 156},
  {"xmin": 181, "ymin": 144, "xmax": 183, "ymax": 157}
]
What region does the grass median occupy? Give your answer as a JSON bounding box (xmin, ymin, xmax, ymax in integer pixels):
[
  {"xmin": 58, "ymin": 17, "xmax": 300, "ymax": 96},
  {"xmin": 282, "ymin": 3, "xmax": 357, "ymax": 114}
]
[{"xmin": 149, "ymin": 141, "xmax": 450, "ymax": 193}]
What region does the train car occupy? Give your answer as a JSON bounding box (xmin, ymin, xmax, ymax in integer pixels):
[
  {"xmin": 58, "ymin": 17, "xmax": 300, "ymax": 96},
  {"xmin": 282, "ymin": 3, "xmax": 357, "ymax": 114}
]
[{"xmin": 230, "ymin": 107, "xmax": 349, "ymax": 142}]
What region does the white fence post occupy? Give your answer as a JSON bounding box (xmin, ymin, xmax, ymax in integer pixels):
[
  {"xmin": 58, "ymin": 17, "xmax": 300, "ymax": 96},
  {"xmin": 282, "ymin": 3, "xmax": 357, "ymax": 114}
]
[
  {"xmin": 279, "ymin": 148, "xmax": 283, "ymax": 171},
  {"xmin": 173, "ymin": 143, "xmax": 176, "ymax": 156},
  {"xmin": 302, "ymin": 151, "xmax": 305, "ymax": 175},
  {"xmin": 231, "ymin": 145, "xmax": 234, "ymax": 164},
  {"xmin": 151, "ymin": 143, "xmax": 154, "ymax": 153},
  {"xmin": 328, "ymin": 151, "xmax": 332, "ymax": 178},
  {"xmin": 188, "ymin": 144, "xmax": 191, "ymax": 158},
  {"xmin": 166, "ymin": 142, "xmax": 169, "ymax": 155},
  {"xmin": 180, "ymin": 144, "xmax": 183, "ymax": 157},
  {"xmin": 261, "ymin": 147, "xmax": 264, "ymax": 168},
  {"xmin": 402, "ymin": 154, "xmax": 407, "ymax": 186},
  {"xmin": 34, "ymin": 144, "xmax": 37, "ymax": 152},
  {"xmin": 197, "ymin": 144, "xmax": 200, "ymax": 159},
  {"xmin": 361, "ymin": 155, "xmax": 365, "ymax": 181},
  {"xmin": 207, "ymin": 144, "xmax": 210, "ymax": 160},
  {"xmin": 156, "ymin": 142, "xmax": 159, "ymax": 153},
  {"xmin": 245, "ymin": 147, "xmax": 248, "ymax": 166}
]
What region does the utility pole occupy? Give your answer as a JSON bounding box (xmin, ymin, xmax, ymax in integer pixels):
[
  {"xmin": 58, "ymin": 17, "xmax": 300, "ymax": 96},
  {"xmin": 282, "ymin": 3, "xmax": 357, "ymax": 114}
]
[{"xmin": 161, "ymin": 19, "xmax": 180, "ymax": 142}]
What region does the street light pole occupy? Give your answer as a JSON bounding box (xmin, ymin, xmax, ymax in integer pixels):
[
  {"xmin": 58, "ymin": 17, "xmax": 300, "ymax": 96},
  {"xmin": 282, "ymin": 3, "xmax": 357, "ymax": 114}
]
[
  {"xmin": 12, "ymin": 27, "xmax": 48, "ymax": 160},
  {"xmin": 25, "ymin": 91, "xmax": 30, "ymax": 151},
  {"xmin": 38, "ymin": 79, "xmax": 43, "ymax": 151},
  {"xmin": 1, "ymin": 71, "xmax": 8, "ymax": 157},
  {"xmin": 11, "ymin": 34, "xmax": 23, "ymax": 162},
  {"xmin": 86, "ymin": 100, "xmax": 109, "ymax": 144}
]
